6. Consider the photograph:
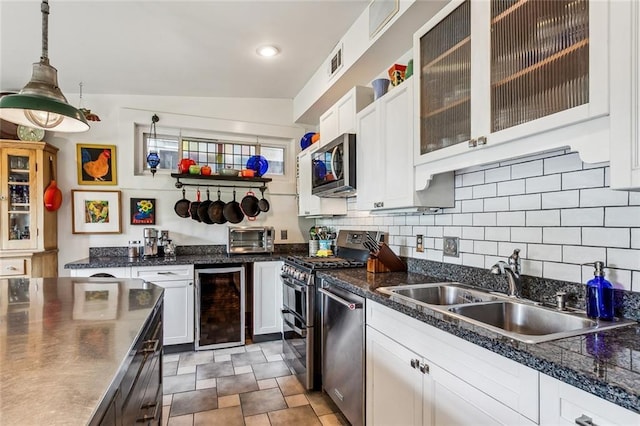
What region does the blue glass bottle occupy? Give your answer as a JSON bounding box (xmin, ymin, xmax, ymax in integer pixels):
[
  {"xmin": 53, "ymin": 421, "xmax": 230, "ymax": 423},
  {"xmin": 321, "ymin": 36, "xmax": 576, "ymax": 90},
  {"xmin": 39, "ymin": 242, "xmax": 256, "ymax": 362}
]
[{"xmin": 586, "ymin": 261, "xmax": 614, "ymax": 320}]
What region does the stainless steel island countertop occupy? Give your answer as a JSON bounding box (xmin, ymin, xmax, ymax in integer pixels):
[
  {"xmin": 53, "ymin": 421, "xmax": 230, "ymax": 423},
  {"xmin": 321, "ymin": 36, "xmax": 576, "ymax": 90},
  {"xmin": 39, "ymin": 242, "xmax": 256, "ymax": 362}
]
[{"xmin": 0, "ymin": 277, "xmax": 163, "ymax": 425}]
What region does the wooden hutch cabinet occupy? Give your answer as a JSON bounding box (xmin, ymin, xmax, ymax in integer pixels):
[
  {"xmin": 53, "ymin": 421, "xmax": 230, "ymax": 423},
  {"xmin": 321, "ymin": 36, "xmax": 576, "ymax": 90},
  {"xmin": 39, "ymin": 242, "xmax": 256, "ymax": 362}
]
[{"xmin": 0, "ymin": 140, "xmax": 58, "ymax": 278}]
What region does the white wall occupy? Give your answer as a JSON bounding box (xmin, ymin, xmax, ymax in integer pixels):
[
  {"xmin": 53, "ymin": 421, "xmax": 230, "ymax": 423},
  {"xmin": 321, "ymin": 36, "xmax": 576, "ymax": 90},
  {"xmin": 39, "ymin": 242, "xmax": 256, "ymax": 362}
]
[
  {"xmin": 318, "ymin": 149, "xmax": 640, "ymax": 293},
  {"xmin": 50, "ymin": 93, "xmax": 314, "ymax": 276}
]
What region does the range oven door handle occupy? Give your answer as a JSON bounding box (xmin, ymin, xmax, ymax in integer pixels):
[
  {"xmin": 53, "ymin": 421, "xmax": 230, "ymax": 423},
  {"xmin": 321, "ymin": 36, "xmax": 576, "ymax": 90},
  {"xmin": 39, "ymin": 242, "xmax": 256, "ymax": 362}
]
[
  {"xmin": 319, "ymin": 288, "xmax": 362, "ymax": 310},
  {"xmin": 281, "ymin": 310, "xmax": 307, "ymax": 337},
  {"xmin": 282, "ymin": 277, "xmax": 306, "ymax": 293}
]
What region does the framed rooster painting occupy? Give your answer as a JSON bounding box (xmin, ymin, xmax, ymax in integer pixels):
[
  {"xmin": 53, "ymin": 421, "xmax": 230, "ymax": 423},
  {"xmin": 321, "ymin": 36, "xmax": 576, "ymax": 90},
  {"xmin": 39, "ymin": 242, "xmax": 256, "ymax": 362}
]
[{"xmin": 77, "ymin": 144, "xmax": 117, "ymax": 185}]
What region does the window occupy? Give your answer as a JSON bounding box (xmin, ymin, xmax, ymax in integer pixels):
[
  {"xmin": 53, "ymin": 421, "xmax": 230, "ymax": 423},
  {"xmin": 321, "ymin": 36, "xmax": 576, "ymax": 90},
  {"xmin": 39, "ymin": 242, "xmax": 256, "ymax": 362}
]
[{"xmin": 143, "ymin": 133, "xmax": 285, "ymax": 176}]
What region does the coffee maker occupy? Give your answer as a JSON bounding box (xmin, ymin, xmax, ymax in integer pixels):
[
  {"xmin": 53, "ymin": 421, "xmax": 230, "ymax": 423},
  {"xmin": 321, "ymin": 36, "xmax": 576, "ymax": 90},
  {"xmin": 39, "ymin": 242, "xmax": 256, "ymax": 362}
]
[{"xmin": 143, "ymin": 228, "xmax": 158, "ymax": 258}]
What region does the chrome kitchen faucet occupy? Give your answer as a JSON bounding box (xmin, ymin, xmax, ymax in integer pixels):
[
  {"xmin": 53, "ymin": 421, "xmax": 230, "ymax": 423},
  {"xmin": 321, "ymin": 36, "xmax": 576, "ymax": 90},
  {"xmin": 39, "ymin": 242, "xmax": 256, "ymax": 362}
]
[{"xmin": 491, "ymin": 249, "xmax": 522, "ymax": 298}]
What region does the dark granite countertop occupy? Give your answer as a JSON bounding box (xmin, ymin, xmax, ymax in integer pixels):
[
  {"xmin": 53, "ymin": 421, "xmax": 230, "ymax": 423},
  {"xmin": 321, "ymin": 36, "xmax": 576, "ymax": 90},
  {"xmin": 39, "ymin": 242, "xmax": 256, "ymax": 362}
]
[
  {"xmin": 64, "ymin": 253, "xmax": 288, "ymax": 269},
  {"xmin": 0, "ymin": 277, "xmax": 163, "ymax": 425},
  {"xmin": 318, "ymin": 269, "xmax": 640, "ymax": 414}
]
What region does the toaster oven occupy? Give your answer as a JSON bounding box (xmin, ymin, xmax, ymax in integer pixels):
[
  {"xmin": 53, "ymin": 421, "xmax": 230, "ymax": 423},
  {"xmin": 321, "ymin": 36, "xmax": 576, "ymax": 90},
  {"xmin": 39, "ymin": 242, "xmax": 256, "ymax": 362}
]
[{"xmin": 227, "ymin": 226, "xmax": 275, "ymax": 254}]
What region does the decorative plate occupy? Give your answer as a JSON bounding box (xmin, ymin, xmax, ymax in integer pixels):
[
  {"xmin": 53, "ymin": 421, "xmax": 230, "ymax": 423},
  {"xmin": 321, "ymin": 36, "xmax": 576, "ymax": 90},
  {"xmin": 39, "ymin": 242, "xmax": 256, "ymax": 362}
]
[{"xmin": 246, "ymin": 155, "xmax": 269, "ymax": 176}]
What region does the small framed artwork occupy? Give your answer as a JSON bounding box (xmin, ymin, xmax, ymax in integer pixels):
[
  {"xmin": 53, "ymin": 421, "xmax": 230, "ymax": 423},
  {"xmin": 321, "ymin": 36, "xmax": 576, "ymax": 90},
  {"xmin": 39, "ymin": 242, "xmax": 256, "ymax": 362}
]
[
  {"xmin": 130, "ymin": 198, "xmax": 156, "ymax": 225},
  {"xmin": 77, "ymin": 143, "xmax": 117, "ymax": 185},
  {"xmin": 72, "ymin": 282, "xmax": 119, "ymax": 320},
  {"xmin": 72, "ymin": 190, "xmax": 122, "ymax": 234}
]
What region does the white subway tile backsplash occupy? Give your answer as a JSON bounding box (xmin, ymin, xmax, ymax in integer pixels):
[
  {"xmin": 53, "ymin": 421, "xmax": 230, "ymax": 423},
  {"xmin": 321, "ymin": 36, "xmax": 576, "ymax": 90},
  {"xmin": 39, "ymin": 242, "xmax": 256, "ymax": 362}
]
[
  {"xmin": 452, "ymin": 213, "xmax": 473, "ymax": 226},
  {"xmin": 400, "ymin": 226, "xmax": 412, "ymax": 236},
  {"xmin": 498, "ymin": 242, "xmax": 527, "ymax": 258},
  {"xmin": 443, "ymin": 226, "xmax": 462, "ymax": 238},
  {"xmin": 605, "ymin": 207, "xmax": 640, "ymax": 227},
  {"xmin": 544, "ymin": 152, "xmax": 583, "ymax": 174},
  {"xmin": 462, "ymin": 171, "xmax": 485, "ymax": 187},
  {"xmin": 459, "ymin": 239, "xmax": 474, "ymax": 253},
  {"xmin": 462, "ymin": 253, "xmax": 485, "ymax": 268},
  {"xmin": 510, "ymin": 194, "xmax": 541, "ymax": 211},
  {"xmin": 543, "ymin": 262, "xmax": 582, "ymax": 283},
  {"xmin": 528, "ymin": 244, "xmax": 562, "ymax": 262},
  {"xmin": 561, "ymin": 207, "xmax": 604, "ymax": 226},
  {"xmin": 630, "ymin": 192, "xmax": 640, "ymax": 205},
  {"xmin": 632, "ymin": 229, "xmax": 640, "ymax": 249},
  {"xmin": 419, "ymin": 215, "xmax": 435, "ymax": 226},
  {"xmin": 461, "ymin": 199, "xmax": 484, "ymax": 213},
  {"xmin": 606, "ymin": 268, "xmax": 632, "ymax": 291},
  {"xmin": 462, "ymin": 227, "xmax": 485, "ymax": 240},
  {"xmin": 473, "ymin": 212, "xmax": 497, "ymax": 226},
  {"xmin": 497, "ymin": 211, "xmax": 526, "ymax": 226},
  {"xmin": 426, "ymin": 250, "xmax": 443, "ymax": 262},
  {"xmin": 473, "ymin": 183, "xmax": 497, "ymax": 199},
  {"xmin": 426, "ymin": 226, "xmax": 443, "ymax": 238},
  {"xmin": 543, "ymin": 227, "xmax": 581, "ymax": 245},
  {"xmin": 406, "ymin": 216, "xmax": 421, "ymax": 225},
  {"xmin": 512, "ymin": 227, "xmax": 542, "ymax": 243},
  {"xmin": 413, "ymin": 226, "xmax": 427, "ymax": 236},
  {"xmin": 434, "ymin": 238, "xmax": 444, "ymax": 250},
  {"xmin": 455, "ymin": 186, "xmax": 473, "ymax": 200},
  {"xmin": 497, "ymin": 179, "xmax": 526, "ymax": 196},
  {"xmin": 607, "ymin": 248, "xmax": 640, "ymax": 270},
  {"xmin": 393, "ymin": 216, "xmax": 406, "ymax": 225},
  {"xmin": 474, "ymin": 241, "xmax": 498, "ymax": 255},
  {"xmin": 542, "ymin": 190, "xmax": 580, "ymax": 209},
  {"xmin": 522, "ymin": 259, "xmax": 543, "ymax": 277},
  {"xmin": 485, "ymin": 166, "xmax": 511, "ymax": 183},
  {"xmin": 562, "ymin": 245, "xmax": 606, "ymax": 265},
  {"xmin": 526, "ymin": 210, "xmax": 560, "ymax": 227},
  {"xmin": 562, "ymin": 169, "xmax": 604, "ymax": 190},
  {"xmin": 388, "ymin": 226, "xmax": 400, "ymax": 236},
  {"xmin": 605, "ymin": 167, "xmax": 610, "ymax": 187},
  {"xmin": 484, "ymin": 256, "xmax": 503, "ymax": 270},
  {"xmin": 580, "ymin": 188, "xmax": 628, "ymax": 207},
  {"xmin": 443, "ymin": 255, "xmax": 463, "ymax": 265},
  {"xmin": 484, "ymin": 197, "xmax": 510, "ymax": 212},
  {"xmin": 435, "ymin": 214, "xmax": 452, "ymax": 226},
  {"xmin": 455, "ymin": 174, "xmax": 463, "ymax": 187},
  {"xmin": 425, "ymin": 237, "xmax": 435, "ymax": 249},
  {"xmin": 485, "ymin": 227, "xmax": 510, "ymax": 241},
  {"xmin": 633, "ymin": 271, "xmax": 640, "ymax": 292},
  {"xmin": 526, "ymin": 175, "xmax": 561, "ymax": 194},
  {"xmin": 582, "ymin": 227, "xmax": 630, "ymax": 248},
  {"xmin": 512, "ymin": 160, "xmax": 543, "ymax": 179}
]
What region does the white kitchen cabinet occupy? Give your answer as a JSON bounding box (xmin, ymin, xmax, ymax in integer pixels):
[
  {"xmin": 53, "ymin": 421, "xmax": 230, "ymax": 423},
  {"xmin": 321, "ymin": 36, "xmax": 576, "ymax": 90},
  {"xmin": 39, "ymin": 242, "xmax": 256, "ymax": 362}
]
[
  {"xmin": 319, "ymin": 86, "xmax": 374, "ymax": 147},
  {"xmin": 609, "ymin": 0, "xmax": 640, "ymax": 190},
  {"xmin": 356, "ymin": 78, "xmax": 454, "ymax": 211},
  {"xmin": 131, "ymin": 265, "xmax": 194, "ymax": 346},
  {"xmin": 540, "ymin": 374, "xmax": 640, "ymax": 425},
  {"xmin": 297, "ymin": 144, "xmax": 346, "ymax": 217},
  {"xmin": 252, "ymin": 261, "xmax": 283, "ymax": 336},
  {"xmin": 413, "ymin": 0, "xmax": 610, "ymax": 185},
  {"xmin": 366, "ymin": 300, "xmax": 539, "ymax": 425},
  {"xmin": 70, "ymin": 267, "xmax": 131, "ymax": 278}
]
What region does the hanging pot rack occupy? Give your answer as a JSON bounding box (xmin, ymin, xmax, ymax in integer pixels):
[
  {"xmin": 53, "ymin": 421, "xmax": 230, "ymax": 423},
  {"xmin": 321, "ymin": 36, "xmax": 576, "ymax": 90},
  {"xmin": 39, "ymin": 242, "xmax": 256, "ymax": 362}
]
[{"xmin": 171, "ymin": 173, "xmax": 271, "ymax": 190}]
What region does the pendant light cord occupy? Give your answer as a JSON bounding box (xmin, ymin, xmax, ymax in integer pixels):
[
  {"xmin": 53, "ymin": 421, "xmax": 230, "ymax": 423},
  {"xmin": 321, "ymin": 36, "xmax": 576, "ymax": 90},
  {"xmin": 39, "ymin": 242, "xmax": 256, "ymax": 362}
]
[{"xmin": 41, "ymin": 0, "xmax": 49, "ymax": 62}]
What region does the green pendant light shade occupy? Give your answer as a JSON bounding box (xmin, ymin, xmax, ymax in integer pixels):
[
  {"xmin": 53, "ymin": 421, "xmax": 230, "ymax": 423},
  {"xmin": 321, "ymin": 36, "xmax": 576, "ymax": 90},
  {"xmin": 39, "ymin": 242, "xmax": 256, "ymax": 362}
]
[{"xmin": 0, "ymin": 1, "xmax": 90, "ymax": 133}]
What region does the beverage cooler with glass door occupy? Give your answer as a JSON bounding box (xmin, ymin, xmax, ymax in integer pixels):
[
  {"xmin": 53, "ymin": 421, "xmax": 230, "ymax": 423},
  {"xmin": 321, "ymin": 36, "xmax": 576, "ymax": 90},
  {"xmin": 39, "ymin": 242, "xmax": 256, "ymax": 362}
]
[{"xmin": 195, "ymin": 266, "xmax": 245, "ymax": 350}]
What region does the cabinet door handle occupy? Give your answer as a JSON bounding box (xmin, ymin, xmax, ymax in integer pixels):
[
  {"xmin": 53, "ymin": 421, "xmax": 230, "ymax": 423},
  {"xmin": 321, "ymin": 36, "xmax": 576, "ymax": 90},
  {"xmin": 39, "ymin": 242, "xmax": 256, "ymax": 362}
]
[
  {"xmin": 0, "ymin": 195, "xmax": 6, "ymax": 201},
  {"xmin": 477, "ymin": 136, "xmax": 487, "ymax": 146},
  {"xmin": 410, "ymin": 359, "xmax": 419, "ymax": 369},
  {"xmin": 468, "ymin": 139, "xmax": 477, "ymax": 148},
  {"xmin": 141, "ymin": 339, "xmax": 160, "ymax": 354},
  {"xmin": 575, "ymin": 414, "xmax": 594, "ymax": 426},
  {"xmin": 419, "ymin": 362, "xmax": 429, "ymax": 374},
  {"xmin": 157, "ymin": 271, "xmax": 175, "ymax": 275}
]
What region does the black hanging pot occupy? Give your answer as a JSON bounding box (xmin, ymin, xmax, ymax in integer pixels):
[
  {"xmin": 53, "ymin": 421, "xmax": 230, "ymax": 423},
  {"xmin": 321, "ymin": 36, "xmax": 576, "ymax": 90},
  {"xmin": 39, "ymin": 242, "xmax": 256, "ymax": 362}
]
[
  {"xmin": 174, "ymin": 189, "xmax": 191, "ymax": 218},
  {"xmin": 198, "ymin": 189, "xmax": 214, "ymax": 224},
  {"xmin": 240, "ymin": 189, "xmax": 261, "ymax": 220},
  {"xmin": 223, "ymin": 189, "xmax": 244, "ymax": 224},
  {"xmin": 208, "ymin": 189, "xmax": 227, "ymax": 224},
  {"xmin": 258, "ymin": 186, "xmax": 270, "ymax": 213},
  {"xmin": 190, "ymin": 189, "xmax": 202, "ymax": 222}
]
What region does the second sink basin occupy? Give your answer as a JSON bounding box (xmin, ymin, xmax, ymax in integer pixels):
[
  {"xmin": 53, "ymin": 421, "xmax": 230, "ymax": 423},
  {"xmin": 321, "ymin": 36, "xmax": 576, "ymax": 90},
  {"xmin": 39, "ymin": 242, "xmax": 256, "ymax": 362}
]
[{"xmin": 380, "ymin": 282, "xmax": 499, "ymax": 305}]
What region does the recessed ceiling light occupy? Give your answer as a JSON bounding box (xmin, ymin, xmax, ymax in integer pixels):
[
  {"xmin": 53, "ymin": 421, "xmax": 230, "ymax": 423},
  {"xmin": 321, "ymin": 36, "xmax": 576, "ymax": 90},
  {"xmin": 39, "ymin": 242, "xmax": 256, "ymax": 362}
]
[{"xmin": 256, "ymin": 45, "xmax": 280, "ymax": 58}]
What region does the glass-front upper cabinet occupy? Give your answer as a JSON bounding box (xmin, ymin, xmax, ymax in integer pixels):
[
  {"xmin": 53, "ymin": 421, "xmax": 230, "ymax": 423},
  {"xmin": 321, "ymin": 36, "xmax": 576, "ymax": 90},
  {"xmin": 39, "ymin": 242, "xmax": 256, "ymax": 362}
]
[
  {"xmin": 1, "ymin": 148, "xmax": 37, "ymax": 250},
  {"xmin": 414, "ymin": 0, "xmax": 609, "ymax": 169}
]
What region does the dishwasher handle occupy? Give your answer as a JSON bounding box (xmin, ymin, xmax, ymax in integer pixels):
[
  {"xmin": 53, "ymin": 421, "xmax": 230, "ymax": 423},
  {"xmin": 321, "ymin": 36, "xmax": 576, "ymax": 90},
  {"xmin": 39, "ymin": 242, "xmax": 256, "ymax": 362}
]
[{"xmin": 319, "ymin": 288, "xmax": 362, "ymax": 311}]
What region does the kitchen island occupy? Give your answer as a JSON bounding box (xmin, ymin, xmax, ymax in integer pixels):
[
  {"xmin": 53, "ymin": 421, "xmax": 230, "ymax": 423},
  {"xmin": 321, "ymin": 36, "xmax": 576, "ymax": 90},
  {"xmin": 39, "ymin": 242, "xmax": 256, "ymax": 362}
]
[{"xmin": 0, "ymin": 277, "xmax": 163, "ymax": 425}]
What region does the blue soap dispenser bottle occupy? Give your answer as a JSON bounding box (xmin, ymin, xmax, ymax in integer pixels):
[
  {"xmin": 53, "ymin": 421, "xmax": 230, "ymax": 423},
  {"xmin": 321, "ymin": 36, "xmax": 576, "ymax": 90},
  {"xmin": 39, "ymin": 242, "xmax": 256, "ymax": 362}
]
[{"xmin": 586, "ymin": 261, "xmax": 614, "ymax": 320}]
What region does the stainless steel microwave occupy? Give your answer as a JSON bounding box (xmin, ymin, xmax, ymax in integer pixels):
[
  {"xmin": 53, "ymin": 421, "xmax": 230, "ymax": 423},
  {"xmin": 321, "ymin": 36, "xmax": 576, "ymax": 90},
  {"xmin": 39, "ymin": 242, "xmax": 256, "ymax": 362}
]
[{"xmin": 311, "ymin": 133, "xmax": 356, "ymax": 197}]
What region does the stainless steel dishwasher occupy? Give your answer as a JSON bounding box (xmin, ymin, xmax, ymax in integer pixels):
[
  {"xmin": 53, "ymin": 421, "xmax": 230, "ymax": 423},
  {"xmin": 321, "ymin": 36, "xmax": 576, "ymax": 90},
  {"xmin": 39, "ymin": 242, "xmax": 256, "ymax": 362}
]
[{"xmin": 319, "ymin": 279, "xmax": 365, "ymax": 426}]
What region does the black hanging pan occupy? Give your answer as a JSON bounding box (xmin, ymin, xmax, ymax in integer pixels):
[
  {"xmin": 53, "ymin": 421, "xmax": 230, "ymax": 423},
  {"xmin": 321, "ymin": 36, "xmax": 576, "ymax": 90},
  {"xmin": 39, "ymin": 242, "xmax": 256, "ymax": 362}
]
[
  {"xmin": 198, "ymin": 189, "xmax": 214, "ymax": 224},
  {"xmin": 190, "ymin": 189, "xmax": 202, "ymax": 222},
  {"xmin": 174, "ymin": 189, "xmax": 191, "ymax": 218},
  {"xmin": 240, "ymin": 189, "xmax": 261, "ymax": 220},
  {"xmin": 208, "ymin": 188, "xmax": 227, "ymax": 224},
  {"xmin": 258, "ymin": 186, "xmax": 270, "ymax": 213},
  {"xmin": 223, "ymin": 189, "xmax": 244, "ymax": 224}
]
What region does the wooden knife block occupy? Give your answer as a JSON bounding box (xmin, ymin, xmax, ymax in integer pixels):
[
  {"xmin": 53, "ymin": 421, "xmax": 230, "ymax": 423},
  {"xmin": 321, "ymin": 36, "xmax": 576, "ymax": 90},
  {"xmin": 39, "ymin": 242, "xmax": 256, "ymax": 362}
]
[{"xmin": 367, "ymin": 258, "xmax": 390, "ymax": 273}]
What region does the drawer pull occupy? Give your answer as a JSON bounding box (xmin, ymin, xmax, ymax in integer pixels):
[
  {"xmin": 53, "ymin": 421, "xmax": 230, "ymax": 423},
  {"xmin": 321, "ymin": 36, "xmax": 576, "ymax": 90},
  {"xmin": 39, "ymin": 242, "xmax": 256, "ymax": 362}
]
[
  {"xmin": 141, "ymin": 339, "xmax": 159, "ymax": 354},
  {"xmin": 157, "ymin": 271, "xmax": 175, "ymax": 275},
  {"xmin": 419, "ymin": 362, "xmax": 429, "ymax": 374},
  {"xmin": 136, "ymin": 401, "xmax": 160, "ymax": 423},
  {"xmin": 575, "ymin": 414, "xmax": 594, "ymax": 426},
  {"xmin": 5, "ymin": 266, "xmax": 17, "ymax": 270},
  {"xmin": 410, "ymin": 359, "xmax": 419, "ymax": 369}
]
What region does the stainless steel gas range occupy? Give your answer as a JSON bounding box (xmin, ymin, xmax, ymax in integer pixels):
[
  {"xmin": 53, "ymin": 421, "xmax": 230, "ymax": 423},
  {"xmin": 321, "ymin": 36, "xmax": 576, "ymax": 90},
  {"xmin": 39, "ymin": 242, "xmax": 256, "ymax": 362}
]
[{"xmin": 280, "ymin": 230, "xmax": 383, "ymax": 392}]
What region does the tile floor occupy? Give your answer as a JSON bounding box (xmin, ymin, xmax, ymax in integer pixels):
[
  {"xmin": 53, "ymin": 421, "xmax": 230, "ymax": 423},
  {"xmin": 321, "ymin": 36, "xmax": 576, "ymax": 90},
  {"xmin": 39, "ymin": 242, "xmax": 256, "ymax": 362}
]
[{"xmin": 161, "ymin": 340, "xmax": 349, "ymax": 426}]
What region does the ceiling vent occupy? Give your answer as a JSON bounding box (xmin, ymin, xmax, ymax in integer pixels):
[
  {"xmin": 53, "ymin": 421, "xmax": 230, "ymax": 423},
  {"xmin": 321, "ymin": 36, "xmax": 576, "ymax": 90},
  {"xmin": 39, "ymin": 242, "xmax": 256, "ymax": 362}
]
[{"xmin": 327, "ymin": 43, "xmax": 343, "ymax": 80}]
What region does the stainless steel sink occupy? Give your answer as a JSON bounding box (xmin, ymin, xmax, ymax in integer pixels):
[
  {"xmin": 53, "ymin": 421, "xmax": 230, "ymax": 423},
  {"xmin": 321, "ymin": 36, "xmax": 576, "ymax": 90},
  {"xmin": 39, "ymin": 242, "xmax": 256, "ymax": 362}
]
[
  {"xmin": 377, "ymin": 283, "xmax": 635, "ymax": 344},
  {"xmin": 386, "ymin": 283, "xmax": 499, "ymax": 305}
]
